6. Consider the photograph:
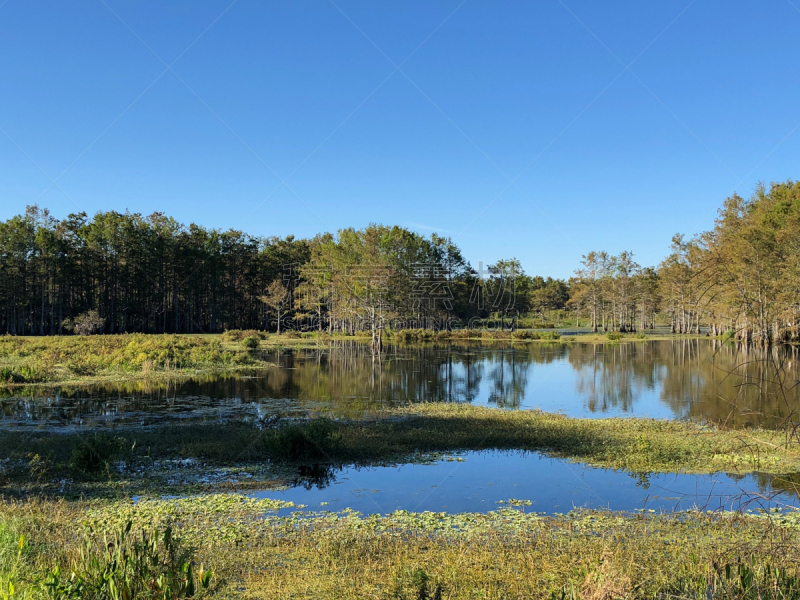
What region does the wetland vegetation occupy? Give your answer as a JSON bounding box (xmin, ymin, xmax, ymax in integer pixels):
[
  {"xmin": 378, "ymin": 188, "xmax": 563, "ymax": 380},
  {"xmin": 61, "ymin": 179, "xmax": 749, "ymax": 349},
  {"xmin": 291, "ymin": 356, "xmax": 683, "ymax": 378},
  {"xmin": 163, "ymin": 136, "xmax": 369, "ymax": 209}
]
[
  {"xmin": 4, "ymin": 338, "xmax": 800, "ymax": 596},
  {"xmin": 4, "ymin": 182, "xmax": 800, "ymax": 596},
  {"xmin": 3, "ymin": 494, "xmax": 800, "ymax": 599},
  {"xmin": 4, "ymin": 403, "xmax": 800, "ymax": 497}
]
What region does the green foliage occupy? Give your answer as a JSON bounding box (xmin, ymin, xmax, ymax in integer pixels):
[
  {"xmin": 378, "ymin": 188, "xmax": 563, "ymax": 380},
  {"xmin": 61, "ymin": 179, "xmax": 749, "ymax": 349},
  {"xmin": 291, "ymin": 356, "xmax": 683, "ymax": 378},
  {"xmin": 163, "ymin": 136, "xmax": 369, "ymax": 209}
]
[
  {"xmin": 241, "ymin": 335, "xmax": 260, "ymax": 349},
  {"xmin": 5, "ymin": 490, "xmax": 800, "ymax": 599},
  {"xmin": 405, "ymin": 569, "xmax": 443, "ymax": 600},
  {"xmin": 391, "ymin": 329, "xmax": 435, "ymax": 342},
  {"xmin": 6, "ymin": 181, "xmax": 800, "ymax": 342},
  {"xmin": 26, "ymin": 454, "xmax": 52, "ymax": 483},
  {"xmin": 606, "ymin": 332, "xmax": 622, "ymax": 341},
  {"xmin": 0, "ymin": 365, "xmax": 48, "ymax": 384},
  {"xmin": 0, "ymin": 368, "xmax": 24, "ymax": 383},
  {"xmin": 43, "ymin": 521, "xmax": 211, "ymax": 600},
  {"xmin": 0, "ymin": 531, "xmax": 26, "ymax": 600},
  {"xmin": 511, "ymin": 330, "xmax": 538, "ymax": 340},
  {"xmin": 5, "ymin": 404, "xmax": 798, "ymax": 495}
]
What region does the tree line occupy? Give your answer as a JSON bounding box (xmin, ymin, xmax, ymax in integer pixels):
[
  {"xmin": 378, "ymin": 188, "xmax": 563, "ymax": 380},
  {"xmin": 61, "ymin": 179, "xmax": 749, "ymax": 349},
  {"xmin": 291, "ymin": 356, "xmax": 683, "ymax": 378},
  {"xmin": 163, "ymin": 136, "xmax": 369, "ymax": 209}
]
[
  {"xmin": 568, "ymin": 180, "xmax": 800, "ymax": 344},
  {"xmin": 1, "ymin": 179, "xmax": 798, "ymax": 343}
]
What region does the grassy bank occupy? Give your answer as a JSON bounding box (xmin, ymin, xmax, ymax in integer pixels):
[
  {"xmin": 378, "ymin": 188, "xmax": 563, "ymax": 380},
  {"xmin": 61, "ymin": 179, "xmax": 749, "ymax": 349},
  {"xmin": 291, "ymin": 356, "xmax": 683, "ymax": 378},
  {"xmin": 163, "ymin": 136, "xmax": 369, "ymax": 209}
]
[
  {"xmin": 4, "ymin": 404, "xmax": 800, "ymax": 497},
  {"xmin": 0, "ymin": 331, "xmax": 338, "ymax": 388},
  {"xmin": 0, "ymin": 331, "xmax": 710, "ymax": 390},
  {"xmin": 2, "ymin": 494, "xmax": 800, "ymax": 599}
]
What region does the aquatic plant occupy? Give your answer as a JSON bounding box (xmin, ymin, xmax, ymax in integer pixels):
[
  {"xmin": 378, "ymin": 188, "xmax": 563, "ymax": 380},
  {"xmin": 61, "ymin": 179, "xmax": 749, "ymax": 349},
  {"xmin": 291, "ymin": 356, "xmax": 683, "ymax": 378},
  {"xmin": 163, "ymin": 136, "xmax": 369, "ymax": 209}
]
[
  {"xmin": 0, "ymin": 334, "xmax": 278, "ymax": 386},
  {"xmin": 4, "ymin": 494, "xmax": 800, "ymax": 599},
  {"xmin": 43, "ymin": 521, "xmax": 211, "ymax": 600}
]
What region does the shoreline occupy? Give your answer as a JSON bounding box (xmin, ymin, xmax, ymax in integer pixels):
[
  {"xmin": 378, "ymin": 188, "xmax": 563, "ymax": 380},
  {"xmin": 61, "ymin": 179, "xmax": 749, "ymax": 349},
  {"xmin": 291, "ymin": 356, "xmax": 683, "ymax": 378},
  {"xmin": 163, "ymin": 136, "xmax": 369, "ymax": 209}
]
[
  {"xmin": 3, "ymin": 404, "xmax": 800, "ymax": 499},
  {"xmin": 1, "ymin": 331, "xmax": 714, "ymax": 390}
]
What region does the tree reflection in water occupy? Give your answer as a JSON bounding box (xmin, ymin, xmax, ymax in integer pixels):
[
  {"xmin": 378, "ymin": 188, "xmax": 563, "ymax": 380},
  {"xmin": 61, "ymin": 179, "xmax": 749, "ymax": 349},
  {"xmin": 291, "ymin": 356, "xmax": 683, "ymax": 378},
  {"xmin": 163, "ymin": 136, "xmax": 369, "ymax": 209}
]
[{"xmin": 4, "ymin": 339, "xmax": 800, "ymax": 430}]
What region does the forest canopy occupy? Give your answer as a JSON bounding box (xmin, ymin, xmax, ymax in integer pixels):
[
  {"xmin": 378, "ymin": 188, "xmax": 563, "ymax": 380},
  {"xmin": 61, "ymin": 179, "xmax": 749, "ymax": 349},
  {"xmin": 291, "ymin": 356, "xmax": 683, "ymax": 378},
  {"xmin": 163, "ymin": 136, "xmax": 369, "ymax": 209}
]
[{"xmin": 1, "ymin": 179, "xmax": 798, "ymax": 342}]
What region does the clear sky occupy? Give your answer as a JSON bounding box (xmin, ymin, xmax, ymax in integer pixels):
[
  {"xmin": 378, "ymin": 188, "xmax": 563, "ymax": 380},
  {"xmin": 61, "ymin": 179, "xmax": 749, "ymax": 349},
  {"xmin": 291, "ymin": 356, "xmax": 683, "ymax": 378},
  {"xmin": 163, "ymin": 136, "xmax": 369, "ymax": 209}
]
[{"xmin": 1, "ymin": 1, "xmax": 799, "ymax": 278}]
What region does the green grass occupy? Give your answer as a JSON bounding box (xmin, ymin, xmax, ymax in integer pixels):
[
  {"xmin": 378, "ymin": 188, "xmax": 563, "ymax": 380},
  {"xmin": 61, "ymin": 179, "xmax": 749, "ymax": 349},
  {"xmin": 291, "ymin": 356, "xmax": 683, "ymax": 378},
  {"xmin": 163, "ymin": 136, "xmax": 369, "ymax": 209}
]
[
  {"xmin": 0, "ymin": 333, "xmax": 279, "ymax": 387},
  {"xmin": 2, "ymin": 494, "xmax": 800, "ymax": 599},
  {"xmin": 3, "ymin": 398, "xmax": 800, "ymax": 597},
  {"xmin": 0, "ymin": 331, "xmax": 709, "ymax": 391},
  {"xmin": 4, "ymin": 404, "xmax": 800, "ymax": 498}
]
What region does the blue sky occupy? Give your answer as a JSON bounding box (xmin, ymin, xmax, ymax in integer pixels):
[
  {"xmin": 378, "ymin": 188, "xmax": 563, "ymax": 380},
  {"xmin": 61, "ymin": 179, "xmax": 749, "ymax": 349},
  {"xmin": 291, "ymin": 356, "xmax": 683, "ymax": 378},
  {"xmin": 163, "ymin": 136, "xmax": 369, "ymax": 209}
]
[{"xmin": 1, "ymin": 1, "xmax": 799, "ymax": 278}]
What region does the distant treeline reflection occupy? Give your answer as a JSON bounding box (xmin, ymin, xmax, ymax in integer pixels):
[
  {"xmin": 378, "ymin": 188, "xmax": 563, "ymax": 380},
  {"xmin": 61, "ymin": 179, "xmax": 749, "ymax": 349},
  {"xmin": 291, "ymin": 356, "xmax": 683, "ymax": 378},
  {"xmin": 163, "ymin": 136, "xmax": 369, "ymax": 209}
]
[{"xmin": 2, "ymin": 340, "xmax": 800, "ymax": 429}]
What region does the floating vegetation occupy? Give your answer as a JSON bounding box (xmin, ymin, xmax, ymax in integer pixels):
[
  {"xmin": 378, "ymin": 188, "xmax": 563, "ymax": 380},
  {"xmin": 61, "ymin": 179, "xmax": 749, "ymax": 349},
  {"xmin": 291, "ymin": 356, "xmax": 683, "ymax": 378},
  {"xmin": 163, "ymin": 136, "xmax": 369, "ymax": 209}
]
[{"xmin": 3, "ymin": 496, "xmax": 800, "ymax": 599}]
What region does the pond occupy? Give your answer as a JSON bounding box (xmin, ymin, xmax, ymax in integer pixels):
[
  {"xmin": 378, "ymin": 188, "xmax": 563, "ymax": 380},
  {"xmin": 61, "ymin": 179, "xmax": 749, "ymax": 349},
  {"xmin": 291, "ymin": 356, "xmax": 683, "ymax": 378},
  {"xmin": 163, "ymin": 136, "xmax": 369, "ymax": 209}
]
[
  {"xmin": 3, "ymin": 339, "xmax": 800, "ymax": 430},
  {"xmin": 261, "ymin": 450, "xmax": 800, "ymax": 516}
]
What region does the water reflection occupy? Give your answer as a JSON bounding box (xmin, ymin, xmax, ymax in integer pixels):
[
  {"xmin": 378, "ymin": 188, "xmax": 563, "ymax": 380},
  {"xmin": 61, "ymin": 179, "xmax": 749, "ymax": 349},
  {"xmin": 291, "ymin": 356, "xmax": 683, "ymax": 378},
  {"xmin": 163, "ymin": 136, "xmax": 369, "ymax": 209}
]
[
  {"xmin": 261, "ymin": 450, "xmax": 800, "ymax": 515},
  {"xmin": 3, "ymin": 340, "xmax": 800, "ymax": 430}
]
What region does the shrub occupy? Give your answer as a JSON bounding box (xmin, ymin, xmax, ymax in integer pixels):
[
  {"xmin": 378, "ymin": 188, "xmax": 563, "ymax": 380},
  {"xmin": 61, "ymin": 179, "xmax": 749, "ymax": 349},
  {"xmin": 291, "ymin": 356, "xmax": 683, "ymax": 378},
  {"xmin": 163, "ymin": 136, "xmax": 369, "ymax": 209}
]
[
  {"xmin": 242, "ymin": 336, "xmax": 260, "ymax": 349},
  {"xmin": 411, "ymin": 569, "xmax": 443, "ymax": 600},
  {"xmin": 393, "ymin": 329, "xmax": 414, "ymax": 342},
  {"xmin": 390, "ymin": 329, "xmax": 437, "ymax": 342},
  {"xmin": 606, "ymin": 332, "xmax": 622, "ymax": 341},
  {"xmin": 66, "ymin": 310, "xmax": 105, "ymax": 336},
  {"xmin": 540, "ymin": 331, "xmax": 561, "ymax": 340},
  {"xmin": 450, "ymin": 329, "xmax": 472, "ymax": 339}
]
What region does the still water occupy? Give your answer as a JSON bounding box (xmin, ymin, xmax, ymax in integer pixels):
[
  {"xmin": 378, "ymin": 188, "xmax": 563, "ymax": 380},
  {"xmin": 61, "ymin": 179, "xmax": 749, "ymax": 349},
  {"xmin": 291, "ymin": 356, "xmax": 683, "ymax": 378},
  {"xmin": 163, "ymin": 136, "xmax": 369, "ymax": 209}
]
[
  {"xmin": 261, "ymin": 450, "xmax": 800, "ymax": 515},
  {"xmin": 3, "ymin": 339, "xmax": 800, "ymax": 430}
]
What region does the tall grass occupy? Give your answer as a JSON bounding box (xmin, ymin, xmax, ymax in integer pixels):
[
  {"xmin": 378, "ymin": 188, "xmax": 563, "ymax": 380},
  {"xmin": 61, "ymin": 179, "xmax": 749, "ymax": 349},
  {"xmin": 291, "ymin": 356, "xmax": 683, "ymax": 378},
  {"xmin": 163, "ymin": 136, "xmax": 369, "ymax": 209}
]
[
  {"xmin": 0, "ymin": 509, "xmax": 213, "ymax": 600},
  {"xmin": 0, "ymin": 334, "xmax": 269, "ymax": 385},
  {"xmin": 43, "ymin": 521, "xmax": 211, "ymax": 600}
]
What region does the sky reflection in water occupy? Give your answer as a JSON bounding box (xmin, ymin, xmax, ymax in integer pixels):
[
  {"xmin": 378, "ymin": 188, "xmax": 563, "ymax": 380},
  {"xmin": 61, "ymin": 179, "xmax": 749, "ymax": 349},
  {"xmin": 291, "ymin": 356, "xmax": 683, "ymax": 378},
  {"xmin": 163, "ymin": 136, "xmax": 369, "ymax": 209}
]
[
  {"xmin": 259, "ymin": 450, "xmax": 799, "ymax": 516},
  {"xmin": 4, "ymin": 339, "xmax": 800, "ymax": 430}
]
